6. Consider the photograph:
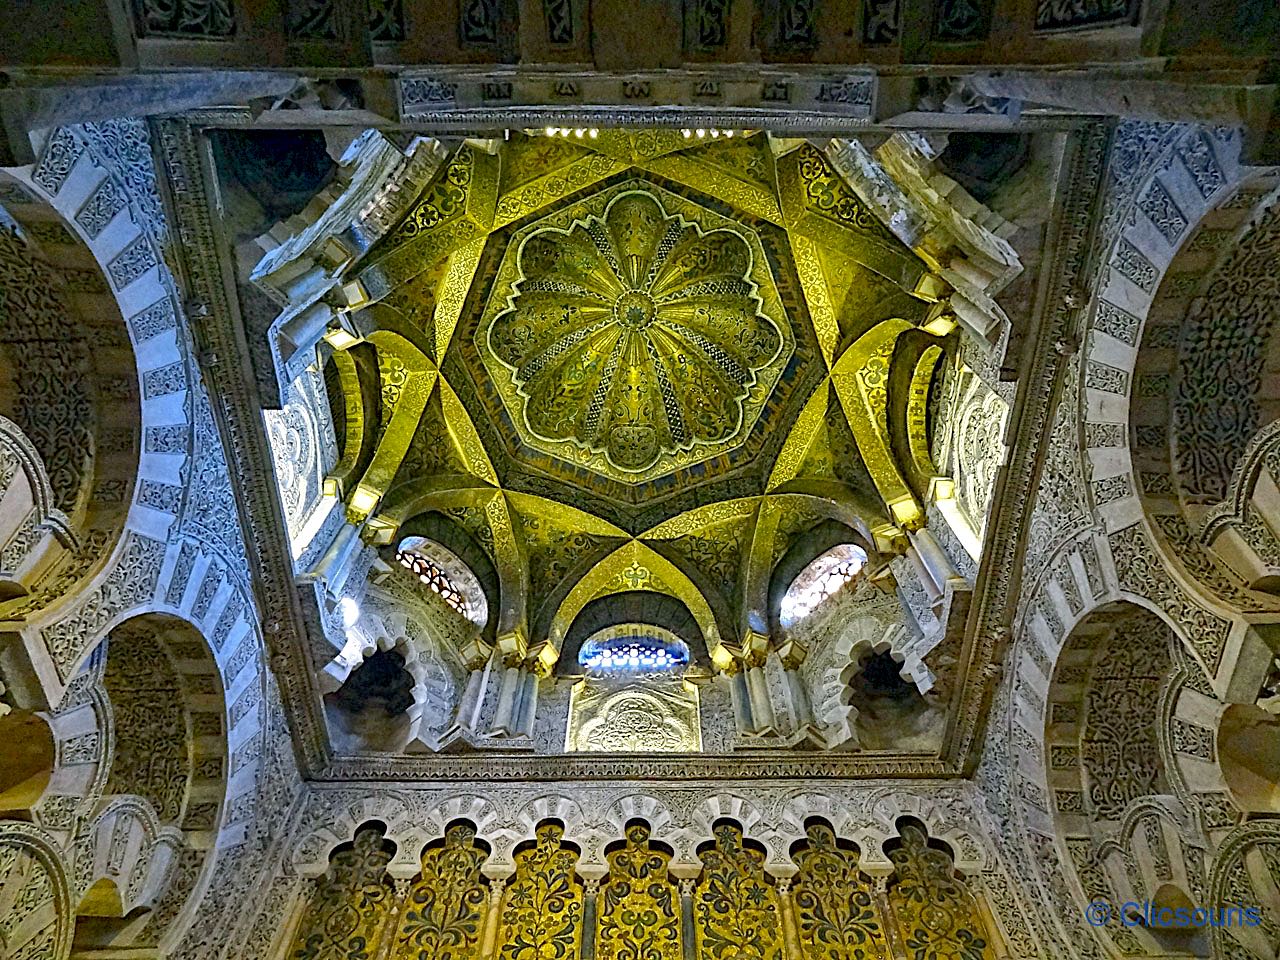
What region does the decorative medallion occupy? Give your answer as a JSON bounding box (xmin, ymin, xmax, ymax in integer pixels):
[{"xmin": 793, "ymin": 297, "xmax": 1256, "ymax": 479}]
[{"xmin": 480, "ymin": 186, "xmax": 793, "ymax": 483}]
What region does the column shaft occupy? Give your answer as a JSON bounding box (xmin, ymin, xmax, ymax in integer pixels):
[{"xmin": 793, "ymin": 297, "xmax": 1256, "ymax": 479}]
[
  {"xmin": 454, "ymin": 665, "xmax": 487, "ymax": 731},
  {"xmin": 911, "ymin": 527, "xmax": 962, "ymax": 590},
  {"xmin": 580, "ymin": 878, "xmax": 599, "ymax": 960},
  {"xmin": 480, "ymin": 880, "xmax": 505, "ymax": 959},
  {"xmin": 746, "ymin": 663, "xmax": 776, "ymax": 733},
  {"xmin": 783, "ymin": 664, "xmax": 815, "ymax": 729},
  {"xmin": 490, "ymin": 664, "xmax": 522, "ymax": 734},
  {"xmin": 778, "ymin": 880, "xmax": 802, "ymax": 959},
  {"xmin": 906, "ymin": 537, "xmax": 944, "ymax": 603}
]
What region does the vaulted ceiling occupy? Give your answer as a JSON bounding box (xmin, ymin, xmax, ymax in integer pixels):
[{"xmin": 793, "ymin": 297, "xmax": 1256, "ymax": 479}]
[{"xmin": 285, "ymin": 129, "xmax": 955, "ymax": 662}]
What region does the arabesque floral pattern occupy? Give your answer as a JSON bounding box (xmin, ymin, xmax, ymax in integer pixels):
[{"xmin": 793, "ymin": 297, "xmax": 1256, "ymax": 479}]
[
  {"xmin": 489, "ymin": 190, "xmax": 785, "ymax": 475},
  {"xmin": 596, "ymin": 822, "xmax": 683, "ymax": 960},
  {"xmin": 792, "ymin": 822, "xmax": 889, "ymax": 959},
  {"xmin": 498, "ymin": 822, "xmax": 583, "ymax": 960},
  {"xmin": 393, "ymin": 822, "xmax": 489, "ymax": 960},
  {"xmin": 693, "ymin": 822, "xmax": 785, "ymax": 960}
]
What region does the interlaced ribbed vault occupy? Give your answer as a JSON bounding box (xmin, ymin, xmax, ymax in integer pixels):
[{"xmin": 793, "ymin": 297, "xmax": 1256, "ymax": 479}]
[{"xmin": 316, "ymin": 130, "xmax": 953, "ymax": 669}]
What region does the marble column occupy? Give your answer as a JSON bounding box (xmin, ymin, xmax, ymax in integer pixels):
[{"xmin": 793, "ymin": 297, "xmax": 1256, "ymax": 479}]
[
  {"xmin": 744, "ymin": 655, "xmax": 777, "ymax": 735},
  {"xmin": 479, "ymin": 879, "xmax": 506, "ymax": 958},
  {"xmin": 679, "ymin": 877, "xmax": 697, "ymax": 960},
  {"xmin": 908, "ymin": 526, "xmax": 965, "ymax": 611},
  {"xmin": 490, "ymin": 657, "xmax": 525, "ymax": 736},
  {"xmin": 777, "ymin": 878, "xmax": 802, "ymax": 958},
  {"xmin": 580, "ymin": 876, "xmax": 601, "ymax": 960},
  {"xmin": 512, "ymin": 665, "xmax": 541, "ymax": 738},
  {"xmin": 727, "ymin": 664, "xmax": 753, "ymax": 735},
  {"xmin": 777, "ymin": 640, "xmax": 817, "ymax": 733}
]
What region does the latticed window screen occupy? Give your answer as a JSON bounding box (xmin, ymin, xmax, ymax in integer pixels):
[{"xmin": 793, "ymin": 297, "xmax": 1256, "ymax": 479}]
[
  {"xmin": 579, "ymin": 628, "xmax": 689, "ymax": 672},
  {"xmin": 397, "ymin": 549, "xmax": 468, "ymax": 616},
  {"xmin": 569, "ymin": 625, "xmax": 699, "ymax": 752},
  {"xmin": 395, "ymin": 536, "xmax": 489, "ymax": 627},
  {"xmin": 780, "ymin": 543, "xmax": 868, "ymax": 623}
]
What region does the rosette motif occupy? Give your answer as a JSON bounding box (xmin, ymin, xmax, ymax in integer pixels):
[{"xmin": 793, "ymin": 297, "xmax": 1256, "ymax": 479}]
[{"xmin": 488, "ymin": 191, "xmax": 785, "ymax": 475}]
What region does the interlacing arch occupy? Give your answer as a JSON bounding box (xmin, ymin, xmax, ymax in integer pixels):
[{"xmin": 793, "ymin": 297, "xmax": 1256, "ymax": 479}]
[
  {"xmin": 259, "ymin": 130, "xmax": 977, "ymax": 751},
  {"xmin": 1076, "ymin": 124, "xmax": 1280, "ymax": 694},
  {"xmin": 52, "ymin": 612, "xmax": 233, "ymax": 956},
  {"xmin": 0, "ymin": 610, "xmax": 240, "ymax": 958},
  {"xmin": 1127, "ymin": 174, "xmax": 1280, "ymax": 629},
  {"xmin": 0, "ymin": 175, "xmax": 141, "ymax": 628},
  {"xmin": 1037, "ymin": 602, "xmax": 1225, "ymax": 958},
  {"xmin": 0, "ymin": 125, "xmax": 198, "ymax": 720},
  {"xmin": 1207, "ymin": 821, "xmax": 1280, "ymax": 959},
  {"xmin": 0, "ymin": 119, "xmax": 301, "ymax": 960},
  {"xmin": 0, "ymin": 821, "xmax": 73, "ymax": 960},
  {"xmin": 978, "ymin": 119, "xmax": 1280, "ymax": 960}
]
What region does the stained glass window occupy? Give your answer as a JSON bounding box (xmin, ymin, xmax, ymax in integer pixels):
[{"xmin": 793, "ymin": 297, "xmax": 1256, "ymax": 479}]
[
  {"xmin": 395, "ymin": 536, "xmax": 488, "ymax": 627},
  {"xmin": 779, "ymin": 543, "xmax": 868, "ymax": 626},
  {"xmin": 578, "ymin": 625, "xmax": 689, "ymax": 674}
]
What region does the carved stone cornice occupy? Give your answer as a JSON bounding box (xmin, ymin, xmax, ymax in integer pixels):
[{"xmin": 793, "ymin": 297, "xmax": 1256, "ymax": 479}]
[
  {"xmin": 153, "ymin": 116, "xmax": 332, "ymax": 777},
  {"xmin": 151, "ymin": 111, "xmax": 1108, "ymax": 784},
  {"xmin": 946, "ymin": 119, "xmax": 1112, "ymax": 773},
  {"xmin": 159, "ymin": 98, "xmax": 1083, "ymax": 137},
  {"xmin": 318, "ymin": 753, "xmax": 954, "ymax": 781}
]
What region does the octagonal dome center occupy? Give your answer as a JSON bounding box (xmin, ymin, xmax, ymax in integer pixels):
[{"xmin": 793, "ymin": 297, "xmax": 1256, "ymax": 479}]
[{"xmin": 483, "ymin": 189, "xmax": 792, "ymax": 481}]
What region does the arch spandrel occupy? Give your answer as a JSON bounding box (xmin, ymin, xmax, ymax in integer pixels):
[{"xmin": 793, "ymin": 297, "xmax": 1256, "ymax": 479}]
[
  {"xmin": 275, "ymin": 806, "xmax": 1012, "ymax": 960},
  {"xmin": 286, "ymin": 823, "xmax": 399, "ymax": 960},
  {"xmin": 790, "ymin": 821, "xmax": 890, "ymax": 960},
  {"xmin": 549, "ymin": 539, "xmax": 725, "ymax": 665}
]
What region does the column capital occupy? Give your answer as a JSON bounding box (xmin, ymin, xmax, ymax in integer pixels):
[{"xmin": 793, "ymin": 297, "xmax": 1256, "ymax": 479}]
[
  {"xmin": 776, "ymin": 638, "xmax": 808, "ymax": 670},
  {"xmin": 527, "ymin": 639, "xmax": 558, "ymax": 677},
  {"xmin": 741, "ymin": 627, "xmax": 771, "ymax": 658},
  {"xmin": 459, "ymin": 636, "xmax": 494, "ymax": 672},
  {"xmin": 495, "ymin": 627, "xmax": 528, "ymax": 664}
]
